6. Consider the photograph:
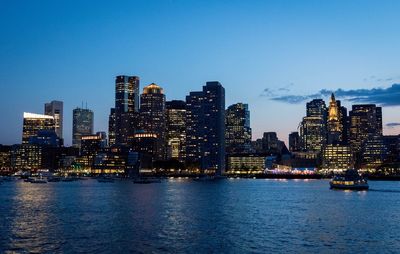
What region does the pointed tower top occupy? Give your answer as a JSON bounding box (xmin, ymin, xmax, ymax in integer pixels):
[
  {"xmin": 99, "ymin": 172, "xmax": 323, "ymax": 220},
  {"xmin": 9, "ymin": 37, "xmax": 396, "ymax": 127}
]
[{"xmin": 330, "ymin": 93, "xmax": 336, "ymax": 102}]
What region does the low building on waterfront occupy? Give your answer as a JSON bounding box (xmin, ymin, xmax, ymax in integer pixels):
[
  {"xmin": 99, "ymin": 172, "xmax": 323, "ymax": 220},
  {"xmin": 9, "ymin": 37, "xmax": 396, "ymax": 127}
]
[
  {"xmin": 226, "ymin": 154, "xmax": 266, "ymax": 174},
  {"xmin": 321, "ymin": 144, "xmax": 353, "ymax": 173}
]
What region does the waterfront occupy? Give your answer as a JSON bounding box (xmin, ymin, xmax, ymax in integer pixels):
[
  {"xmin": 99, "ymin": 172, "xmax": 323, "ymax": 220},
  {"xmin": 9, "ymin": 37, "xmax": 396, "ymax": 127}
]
[{"xmin": 1, "ymin": 179, "xmax": 400, "ymax": 253}]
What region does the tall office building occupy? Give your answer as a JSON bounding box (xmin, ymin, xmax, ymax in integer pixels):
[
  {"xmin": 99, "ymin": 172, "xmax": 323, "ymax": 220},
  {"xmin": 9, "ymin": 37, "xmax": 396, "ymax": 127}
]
[
  {"xmin": 166, "ymin": 100, "xmax": 186, "ymax": 162},
  {"xmin": 300, "ymin": 99, "xmax": 327, "ymax": 152},
  {"xmin": 139, "ymin": 83, "xmax": 166, "ymax": 160},
  {"xmin": 289, "ymin": 132, "xmax": 300, "ymax": 152},
  {"xmin": 114, "ymin": 75, "xmax": 140, "ymax": 145},
  {"xmin": 44, "ymin": 100, "xmax": 63, "ymax": 139},
  {"xmin": 349, "ymin": 104, "xmax": 382, "ymax": 152},
  {"xmin": 225, "ymin": 103, "xmax": 252, "ymax": 154},
  {"xmin": 186, "ymin": 82, "xmax": 225, "ymax": 175},
  {"xmin": 72, "ymin": 107, "xmax": 94, "ymax": 148},
  {"xmin": 22, "ymin": 112, "xmax": 55, "ymax": 144}
]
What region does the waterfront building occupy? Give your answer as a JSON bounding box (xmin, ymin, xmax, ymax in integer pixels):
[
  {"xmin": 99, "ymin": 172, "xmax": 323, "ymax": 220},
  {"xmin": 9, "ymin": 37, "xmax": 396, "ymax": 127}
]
[
  {"xmin": 0, "ymin": 145, "xmax": 11, "ymax": 172},
  {"xmin": 225, "ymin": 103, "xmax": 252, "ymax": 154},
  {"xmin": 166, "ymin": 100, "xmax": 186, "ymax": 162},
  {"xmin": 129, "ymin": 132, "xmax": 158, "ymax": 169},
  {"xmin": 80, "ymin": 132, "xmax": 107, "ymax": 168},
  {"xmin": 139, "ymin": 83, "xmax": 166, "ymax": 160},
  {"xmin": 300, "ymin": 99, "xmax": 327, "ymax": 152},
  {"xmin": 44, "ymin": 100, "xmax": 63, "ymax": 139},
  {"xmin": 289, "ymin": 132, "xmax": 300, "ymax": 152},
  {"xmin": 260, "ymin": 132, "xmax": 288, "ymax": 154},
  {"xmin": 72, "ymin": 107, "xmax": 94, "ymax": 148},
  {"xmin": 349, "ymin": 104, "xmax": 382, "ymax": 152},
  {"xmin": 22, "ymin": 112, "xmax": 55, "ymax": 144},
  {"xmin": 114, "ymin": 75, "xmax": 140, "ymax": 145},
  {"xmin": 226, "ymin": 154, "xmax": 265, "ymax": 174},
  {"xmin": 360, "ymin": 135, "xmax": 387, "ymax": 170},
  {"xmin": 321, "ymin": 144, "xmax": 353, "ymax": 172},
  {"xmin": 11, "ymin": 144, "xmax": 42, "ymax": 170},
  {"xmin": 186, "ymin": 82, "xmax": 226, "ymax": 175}
]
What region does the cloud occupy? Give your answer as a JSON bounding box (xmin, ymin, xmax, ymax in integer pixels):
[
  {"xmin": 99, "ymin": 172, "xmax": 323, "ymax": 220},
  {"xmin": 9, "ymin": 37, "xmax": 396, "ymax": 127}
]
[
  {"xmin": 265, "ymin": 84, "xmax": 400, "ymax": 106},
  {"xmin": 386, "ymin": 122, "xmax": 400, "ymax": 128}
]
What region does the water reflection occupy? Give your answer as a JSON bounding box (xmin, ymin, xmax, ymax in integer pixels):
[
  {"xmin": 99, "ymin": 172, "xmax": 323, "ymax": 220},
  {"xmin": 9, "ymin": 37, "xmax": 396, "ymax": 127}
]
[{"xmin": 0, "ymin": 179, "xmax": 400, "ymax": 253}]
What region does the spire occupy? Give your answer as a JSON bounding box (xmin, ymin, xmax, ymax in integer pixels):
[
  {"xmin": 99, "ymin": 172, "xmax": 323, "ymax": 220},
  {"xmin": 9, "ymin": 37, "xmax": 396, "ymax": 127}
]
[{"xmin": 330, "ymin": 93, "xmax": 335, "ymax": 103}]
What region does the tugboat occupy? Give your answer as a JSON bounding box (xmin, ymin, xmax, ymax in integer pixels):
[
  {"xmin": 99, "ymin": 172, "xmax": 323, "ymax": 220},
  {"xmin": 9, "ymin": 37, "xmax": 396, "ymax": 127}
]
[{"xmin": 330, "ymin": 169, "xmax": 369, "ymax": 191}]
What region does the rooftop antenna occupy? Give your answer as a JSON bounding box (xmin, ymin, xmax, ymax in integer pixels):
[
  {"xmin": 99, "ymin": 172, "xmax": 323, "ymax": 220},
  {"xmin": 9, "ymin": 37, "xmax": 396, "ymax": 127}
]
[
  {"xmin": 81, "ymin": 101, "xmax": 84, "ymax": 109},
  {"xmin": 86, "ymin": 102, "xmax": 87, "ymax": 109}
]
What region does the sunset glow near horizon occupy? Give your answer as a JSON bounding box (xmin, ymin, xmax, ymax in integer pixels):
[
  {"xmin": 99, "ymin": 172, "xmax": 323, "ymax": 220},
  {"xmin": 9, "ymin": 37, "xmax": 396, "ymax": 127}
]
[{"xmin": 1, "ymin": 0, "xmax": 400, "ymax": 145}]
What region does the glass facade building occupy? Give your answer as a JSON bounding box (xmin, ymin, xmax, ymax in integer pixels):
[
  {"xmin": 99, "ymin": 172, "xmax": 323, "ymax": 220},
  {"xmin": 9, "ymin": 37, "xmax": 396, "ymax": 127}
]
[
  {"xmin": 72, "ymin": 107, "xmax": 94, "ymax": 148},
  {"xmin": 22, "ymin": 112, "xmax": 55, "ymax": 144},
  {"xmin": 225, "ymin": 103, "xmax": 252, "ymax": 154},
  {"xmin": 186, "ymin": 82, "xmax": 225, "ymax": 175},
  {"xmin": 166, "ymin": 100, "xmax": 186, "ymax": 162},
  {"xmin": 44, "ymin": 100, "xmax": 63, "ymax": 139}
]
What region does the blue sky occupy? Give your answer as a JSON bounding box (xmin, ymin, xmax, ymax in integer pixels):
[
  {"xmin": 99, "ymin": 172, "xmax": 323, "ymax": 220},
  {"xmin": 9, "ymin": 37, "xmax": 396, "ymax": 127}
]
[{"xmin": 1, "ymin": 0, "xmax": 399, "ymax": 145}]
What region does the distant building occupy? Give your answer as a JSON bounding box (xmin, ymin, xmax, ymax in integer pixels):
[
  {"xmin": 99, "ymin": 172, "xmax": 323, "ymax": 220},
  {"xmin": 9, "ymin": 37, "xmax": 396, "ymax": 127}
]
[
  {"xmin": 114, "ymin": 75, "xmax": 140, "ymax": 145},
  {"xmin": 289, "ymin": 132, "xmax": 300, "ymax": 152},
  {"xmin": 0, "ymin": 145, "xmax": 11, "ymax": 171},
  {"xmin": 139, "ymin": 83, "xmax": 166, "ymax": 160},
  {"xmin": 186, "ymin": 82, "xmax": 226, "ymax": 174},
  {"xmin": 349, "ymin": 104, "xmax": 382, "ymax": 153},
  {"xmin": 44, "ymin": 100, "xmax": 63, "ymax": 139},
  {"xmin": 108, "ymin": 108, "xmax": 116, "ymax": 146},
  {"xmin": 227, "ymin": 154, "xmax": 265, "ymax": 174},
  {"xmin": 300, "ymin": 99, "xmax": 327, "ymax": 153},
  {"xmin": 80, "ymin": 132, "xmax": 107, "ymax": 168},
  {"xmin": 321, "ymin": 144, "xmax": 353, "ymax": 172},
  {"xmin": 360, "ymin": 135, "xmax": 387, "ymax": 170},
  {"xmin": 166, "ymin": 100, "xmax": 186, "ymax": 162},
  {"xmin": 225, "ymin": 103, "xmax": 252, "ymax": 154},
  {"xmin": 72, "ymin": 107, "xmax": 94, "ymax": 148},
  {"xmin": 11, "ymin": 144, "xmax": 42, "ymax": 170},
  {"xmin": 22, "ymin": 112, "xmax": 55, "ymax": 144},
  {"xmin": 29, "ymin": 130, "xmax": 61, "ymax": 147}
]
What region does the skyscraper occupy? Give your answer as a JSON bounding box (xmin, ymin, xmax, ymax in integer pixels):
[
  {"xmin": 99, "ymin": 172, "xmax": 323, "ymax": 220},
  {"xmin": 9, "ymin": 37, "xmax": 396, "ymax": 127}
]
[
  {"xmin": 22, "ymin": 112, "xmax": 55, "ymax": 144},
  {"xmin": 288, "ymin": 132, "xmax": 300, "ymax": 152},
  {"xmin": 300, "ymin": 99, "xmax": 327, "ymax": 152},
  {"xmin": 327, "ymin": 94, "xmax": 348, "ymax": 144},
  {"xmin": 139, "ymin": 83, "xmax": 166, "ymax": 160},
  {"xmin": 114, "ymin": 75, "xmax": 140, "ymax": 145},
  {"xmin": 186, "ymin": 82, "xmax": 225, "ymax": 175},
  {"xmin": 72, "ymin": 107, "xmax": 94, "ymax": 148},
  {"xmin": 166, "ymin": 100, "xmax": 186, "ymax": 162},
  {"xmin": 225, "ymin": 103, "xmax": 252, "ymax": 154},
  {"xmin": 44, "ymin": 100, "xmax": 63, "ymax": 139},
  {"xmin": 349, "ymin": 104, "xmax": 382, "ymax": 152}
]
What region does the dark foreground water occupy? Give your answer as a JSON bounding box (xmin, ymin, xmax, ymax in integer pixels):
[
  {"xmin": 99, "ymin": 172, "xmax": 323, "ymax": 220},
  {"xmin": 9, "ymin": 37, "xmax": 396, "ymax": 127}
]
[{"xmin": 1, "ymin": 179, "xmax": 400, "ymax": 253}]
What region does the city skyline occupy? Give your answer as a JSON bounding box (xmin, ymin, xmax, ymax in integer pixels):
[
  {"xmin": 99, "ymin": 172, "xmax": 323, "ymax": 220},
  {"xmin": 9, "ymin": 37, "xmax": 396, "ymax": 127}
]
[{"xmin": 1, "ymin": 0, "xmax": 400, "ymax": 146}]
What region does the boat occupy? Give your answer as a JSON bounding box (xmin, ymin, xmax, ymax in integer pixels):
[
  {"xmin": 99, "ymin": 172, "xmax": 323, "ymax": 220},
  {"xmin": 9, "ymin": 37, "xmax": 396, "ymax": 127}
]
[
  {"xmin": 133, "ymin": 177, "xmax": 161, "ymax": 184},
  {"xmin": 330, "ymin": 169, "xmax": 369, "ymax": 190},
  {"xmin": 61, "ymin": 177, "xmax": 75, "ymax": 182}
]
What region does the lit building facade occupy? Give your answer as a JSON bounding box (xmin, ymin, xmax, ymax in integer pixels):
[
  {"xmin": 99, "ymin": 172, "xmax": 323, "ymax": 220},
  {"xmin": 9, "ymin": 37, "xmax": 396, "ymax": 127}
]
[
  {"xmin": 186, "ymin": 82, "xmax": 225, "ymax": 174},
  {"xmin": 114, "ymin": 75, "xmax": 140, "ymax": 145},
  {"xmin": 349, "ymin": 104, "xmax": 382, "ymax": 152},
  {"xmin": 139, "ymin": 83, "xmax": 166, "ymax": 160},
  {"xmin": 22, "ymin": 112, "xmax": 55, "ymax": 144},
  {"xmin": 72, "ymin": 107, "xmax": 94, "ymax": 148},
  {"xmin": 227, "ymin": 155, "xmax": 265, "ymax": 174},
  {"xmin": 0, "ymin": 145, "xmax": 11, "ymax": 171},
  {"xmin": 11, "ymin": 144, "xmax": 42, "ymax": 170},
  {"xmin": 166, "ymin": 100, "xmax": 186, "ymax": 162},
  {"xmin": 80, "ymin": 132, "xmax": 107, "ymax": 168},
  {"xmin": 225, "ymin": 103, "xmax": 252, "ymax": 154},
  {"xmin": 44, "ymin": 100, "xmax": 63, "ymax": 139},
  {"xmin": 360, "ymin": 135, "xmax": 387, "ymax": 170},
  {"xmin": 300, "ymin": 99, "xmax": 327, "ymax": 152},
  {"xmin": 321, "ymin": 144, "xmax": 353, "ymax": 172}
]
